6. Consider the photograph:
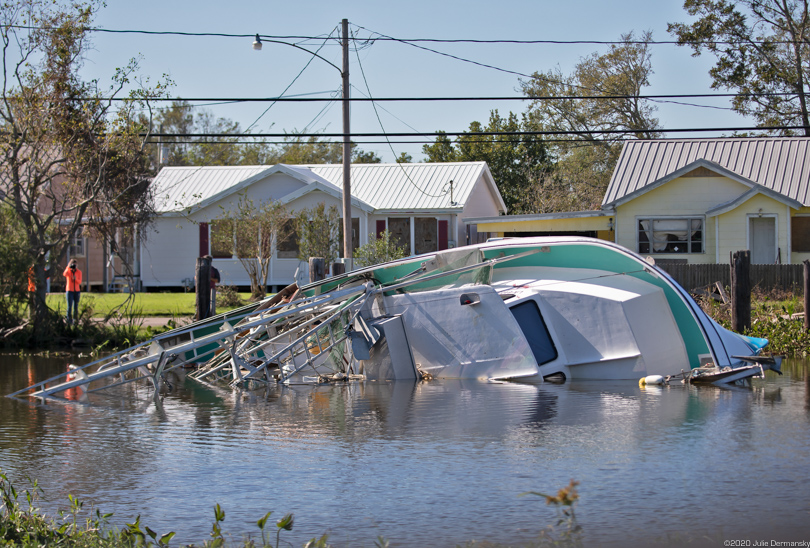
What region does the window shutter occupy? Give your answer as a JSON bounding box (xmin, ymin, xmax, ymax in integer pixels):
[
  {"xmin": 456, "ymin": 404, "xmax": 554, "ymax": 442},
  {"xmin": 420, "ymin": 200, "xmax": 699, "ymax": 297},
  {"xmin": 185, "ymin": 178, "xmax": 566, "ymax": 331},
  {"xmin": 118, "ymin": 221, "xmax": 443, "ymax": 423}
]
[
  {"xmin": 199, "ymin": 222, "xmax": 209, "ymax": 257},
  {"xmin": 376, "ymin": 220, "xmax": 386, "ymax": 238},
  {"xmin": 438, "ymin": 220, "xmax": 449, "ymax": 250}
]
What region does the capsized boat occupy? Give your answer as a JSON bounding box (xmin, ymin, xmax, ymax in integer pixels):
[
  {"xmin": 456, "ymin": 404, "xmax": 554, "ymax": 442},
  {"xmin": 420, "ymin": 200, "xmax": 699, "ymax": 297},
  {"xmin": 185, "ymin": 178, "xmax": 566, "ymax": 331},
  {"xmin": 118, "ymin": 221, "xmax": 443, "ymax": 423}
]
[{"xmin": 7, "ymin": 236, "xmax": 779, "ymax": 401}]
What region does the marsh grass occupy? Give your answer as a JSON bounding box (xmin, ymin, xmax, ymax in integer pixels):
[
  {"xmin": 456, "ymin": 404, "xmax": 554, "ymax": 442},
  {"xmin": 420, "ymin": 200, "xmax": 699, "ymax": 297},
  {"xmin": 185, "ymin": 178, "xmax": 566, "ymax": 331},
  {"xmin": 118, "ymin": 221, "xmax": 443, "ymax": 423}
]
[{"xmin": 695, "ymin": 286, "xmax": 810, "ymax": 356}]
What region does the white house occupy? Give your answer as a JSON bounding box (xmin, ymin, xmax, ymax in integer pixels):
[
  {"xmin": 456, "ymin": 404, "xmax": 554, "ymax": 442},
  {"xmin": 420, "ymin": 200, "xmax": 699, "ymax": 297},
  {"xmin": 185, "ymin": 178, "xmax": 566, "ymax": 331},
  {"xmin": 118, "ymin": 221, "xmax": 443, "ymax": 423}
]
[{"xmin": 137, "ymin": 161, "xmax": 506, "ymax": 289}]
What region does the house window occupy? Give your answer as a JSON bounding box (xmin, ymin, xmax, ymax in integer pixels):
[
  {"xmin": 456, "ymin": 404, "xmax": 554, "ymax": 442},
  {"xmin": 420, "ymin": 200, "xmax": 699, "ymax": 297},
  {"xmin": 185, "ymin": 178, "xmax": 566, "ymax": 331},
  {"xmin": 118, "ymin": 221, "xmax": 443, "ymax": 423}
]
[
  {"xmin": 69, "ymin": 227, "xmax": 85, "ymax": 257},
  {"xmin": 277, "ymin": 219, "xmax": 299, "ymax": 259},
  {"xmin": 235, "ymin": 222, "xmax": 259, "ymax": 259},
  {"xmin": 388, "ymin": 218, "xmax": 411, "ymax": 255},
  {"xmin": 638, "ymin": 218, "xmax": 703, "ymax": 254},
  {"xmin": 338, "ymin": 218, "xmax": 360, "ymax": 257},
  {"xmin": 415, "ymin": 217, "xmax": 437, "ymax": 255},
  {"xmin": 792, "ymin": 216, "xmax": 810, "ymax": 252},
  {"xmin": 210, "ymin": 219, "xmax": 234, "ymax": 259}
]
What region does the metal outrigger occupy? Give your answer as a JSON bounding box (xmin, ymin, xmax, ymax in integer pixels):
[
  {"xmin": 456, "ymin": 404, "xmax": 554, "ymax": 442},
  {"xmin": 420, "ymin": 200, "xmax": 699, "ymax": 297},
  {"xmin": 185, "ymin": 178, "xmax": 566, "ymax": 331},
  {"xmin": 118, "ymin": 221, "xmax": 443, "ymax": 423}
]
[{"xmin": 7, "ymin": 249, "xmax": 540, "ymax": 403}]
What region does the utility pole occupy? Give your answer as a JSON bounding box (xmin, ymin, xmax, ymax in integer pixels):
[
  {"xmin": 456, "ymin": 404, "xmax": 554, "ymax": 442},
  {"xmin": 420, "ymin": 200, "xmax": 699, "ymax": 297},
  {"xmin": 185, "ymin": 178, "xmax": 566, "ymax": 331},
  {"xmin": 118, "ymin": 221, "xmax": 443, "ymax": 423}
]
[{"xmin": 341, "ymin": 18, "xmax": 352, "ymax": 272}]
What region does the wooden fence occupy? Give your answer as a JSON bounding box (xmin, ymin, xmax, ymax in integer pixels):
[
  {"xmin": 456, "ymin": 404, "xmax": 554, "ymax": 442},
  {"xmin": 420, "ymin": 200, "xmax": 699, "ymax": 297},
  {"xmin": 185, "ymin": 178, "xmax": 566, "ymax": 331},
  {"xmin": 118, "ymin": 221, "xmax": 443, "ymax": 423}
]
[{"xmin": 657, "ymin": 263, "xmax": 805, "ymax": 293}]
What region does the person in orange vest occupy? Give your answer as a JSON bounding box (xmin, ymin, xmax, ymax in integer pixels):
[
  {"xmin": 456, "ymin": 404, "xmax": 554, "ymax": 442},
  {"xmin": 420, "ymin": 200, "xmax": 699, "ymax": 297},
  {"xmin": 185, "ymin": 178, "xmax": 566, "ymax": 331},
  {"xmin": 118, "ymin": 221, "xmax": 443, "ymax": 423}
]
[
  {"xmin": 63, "ymin": 258, "xmax": 82, "ymax": 325},
  {"xmin": 28, "ymin": 264, "xmax": 50, "ymax": 294}
]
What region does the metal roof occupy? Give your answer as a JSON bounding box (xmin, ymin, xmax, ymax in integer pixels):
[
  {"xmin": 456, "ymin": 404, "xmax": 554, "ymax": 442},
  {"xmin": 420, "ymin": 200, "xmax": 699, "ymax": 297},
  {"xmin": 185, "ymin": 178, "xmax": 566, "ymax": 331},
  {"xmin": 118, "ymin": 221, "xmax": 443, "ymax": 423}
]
[
  {"xmin": 306, "ymin": 162, "xmax": 497, "ymax": 211},
  {"xmin": 151, "ymin": 161, "xmax": 501, "ymax": 214},
  {"xmin": 152, "ymin": 165, "xmax": 271, "ymax": 213},
  {"xmin": 603, "ymin": 138, "xmax": 810, "ymax": 207}
]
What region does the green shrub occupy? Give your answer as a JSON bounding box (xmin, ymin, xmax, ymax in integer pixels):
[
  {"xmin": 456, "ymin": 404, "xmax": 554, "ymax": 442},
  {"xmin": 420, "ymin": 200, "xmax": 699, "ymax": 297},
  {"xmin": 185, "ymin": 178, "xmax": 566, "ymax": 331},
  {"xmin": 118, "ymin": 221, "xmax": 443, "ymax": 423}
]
[{"xmin": 354, "ymin": 231, "xmax": 407, "ymax": 268}]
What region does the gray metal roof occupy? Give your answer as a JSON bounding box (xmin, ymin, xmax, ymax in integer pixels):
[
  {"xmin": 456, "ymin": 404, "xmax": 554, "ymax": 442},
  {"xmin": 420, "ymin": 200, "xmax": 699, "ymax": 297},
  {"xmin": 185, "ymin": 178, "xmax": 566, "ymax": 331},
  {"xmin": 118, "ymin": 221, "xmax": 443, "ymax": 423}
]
[
  {"xmin": 603, "ymin": 138, "xmax": 810, "ymax": 207},
  {"xmin": 152, "ymin": 165, "xmax": 271, "ymax": 213},
  {"xmin": 306, "ymin": 162, "xmax": 499, "ymax": 211},
  {"xmin": 152, "ymin": 161, "xmax": 501, "ymax": 214}
]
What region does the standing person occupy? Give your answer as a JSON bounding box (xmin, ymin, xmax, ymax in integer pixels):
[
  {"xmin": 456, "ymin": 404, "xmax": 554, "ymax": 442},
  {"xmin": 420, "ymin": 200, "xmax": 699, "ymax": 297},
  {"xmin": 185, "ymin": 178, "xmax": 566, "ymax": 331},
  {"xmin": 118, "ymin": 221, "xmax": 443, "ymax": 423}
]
[
  {"xmin": 206, "ymin": 255, "xmax": 220, "ymax": 316},
  {"xmin": 63, "ymin": 259, "xmax": 82, "ymax": 325}
]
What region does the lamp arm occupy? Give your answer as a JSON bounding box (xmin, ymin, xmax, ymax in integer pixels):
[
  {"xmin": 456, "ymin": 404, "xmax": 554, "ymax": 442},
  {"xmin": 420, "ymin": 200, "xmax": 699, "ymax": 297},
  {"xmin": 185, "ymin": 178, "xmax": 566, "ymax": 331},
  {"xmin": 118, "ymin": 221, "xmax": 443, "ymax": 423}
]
[{"xmin": 254, "ymin": 35, "xmax": 343, "ymax": 75}]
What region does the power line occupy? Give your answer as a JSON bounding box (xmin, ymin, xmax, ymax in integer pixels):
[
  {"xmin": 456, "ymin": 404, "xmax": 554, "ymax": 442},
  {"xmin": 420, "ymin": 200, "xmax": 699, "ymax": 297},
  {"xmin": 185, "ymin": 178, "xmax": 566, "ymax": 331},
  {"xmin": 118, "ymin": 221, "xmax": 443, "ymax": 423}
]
[
  {"xmin": 147, "ymin": 125, "xmax": 806, "ymax": 143},
  {"xmin": 76, "ymin": 92, "xmax": 801, "ymax": 103},
  {"xmin": 145, "ymin": 125, "xmax": 809, "ymax": 138},
  {"xmin": 245, "ymin": 28, "xmax": 338, "ymax": 131},
  {"xmin": 4, "ymin": 25, "xmax": 796, "ymax": 47},
  {"xmin": 351, "ymin": 28, "xmax": 445, "ymax": 197}
]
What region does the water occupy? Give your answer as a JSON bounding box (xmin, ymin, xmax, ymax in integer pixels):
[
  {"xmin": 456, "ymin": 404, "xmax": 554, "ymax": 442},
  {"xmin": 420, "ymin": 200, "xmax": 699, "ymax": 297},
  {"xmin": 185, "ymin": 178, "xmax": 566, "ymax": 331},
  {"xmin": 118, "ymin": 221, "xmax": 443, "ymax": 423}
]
[{"xmin": 2, "ymin": 353, "xmax": 810, "ymax": 547}]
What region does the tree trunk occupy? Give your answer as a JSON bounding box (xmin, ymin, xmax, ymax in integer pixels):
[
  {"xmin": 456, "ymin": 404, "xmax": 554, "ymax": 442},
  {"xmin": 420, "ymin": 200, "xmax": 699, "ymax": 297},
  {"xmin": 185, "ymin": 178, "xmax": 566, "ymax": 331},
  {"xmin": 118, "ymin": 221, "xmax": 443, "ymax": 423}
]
[
  {"xmin": 731, "ymin": 250, "xmax": 751, "ymax": 333},
  {"xmin": 195, "ymin": 256, "xmax": 211, "ymax": 321},
  {"xmin": 309, "ymin": 257, "xmax": 326, "ymax": 283}
]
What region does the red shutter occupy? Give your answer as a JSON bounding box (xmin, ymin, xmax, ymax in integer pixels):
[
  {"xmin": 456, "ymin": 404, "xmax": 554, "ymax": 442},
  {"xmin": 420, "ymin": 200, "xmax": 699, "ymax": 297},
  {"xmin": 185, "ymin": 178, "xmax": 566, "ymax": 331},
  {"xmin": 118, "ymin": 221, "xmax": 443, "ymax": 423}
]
[
  {"xmin": 376, "ymin": 220, "xmax": 387, "ymax": 238},
  {"xmin": 199, "ymin": 222, "xmax": 209, "ymax": 257},
  {"xmin": 438, "ymin": 220, "xmax": 449, "ymax": 250}
]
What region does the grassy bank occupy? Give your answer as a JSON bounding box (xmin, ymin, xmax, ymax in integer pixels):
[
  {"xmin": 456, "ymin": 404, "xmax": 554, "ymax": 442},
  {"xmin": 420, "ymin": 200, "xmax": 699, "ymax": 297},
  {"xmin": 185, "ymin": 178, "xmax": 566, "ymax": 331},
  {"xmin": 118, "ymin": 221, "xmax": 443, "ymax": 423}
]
[
  {"xmin": 1, "ymin": 290, "xmax": 255, "ymax": 350},
  {"xmin": 45, "ymin": 291, "xmax": 253, "ymax": 317}
]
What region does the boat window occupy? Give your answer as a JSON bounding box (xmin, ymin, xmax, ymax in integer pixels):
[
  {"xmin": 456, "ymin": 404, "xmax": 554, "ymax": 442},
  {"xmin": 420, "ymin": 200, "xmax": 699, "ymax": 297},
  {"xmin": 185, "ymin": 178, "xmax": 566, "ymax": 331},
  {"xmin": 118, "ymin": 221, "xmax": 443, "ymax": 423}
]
[{"xmin": 509, "ymin": 300, "xmax": 557, "ymax": 366}]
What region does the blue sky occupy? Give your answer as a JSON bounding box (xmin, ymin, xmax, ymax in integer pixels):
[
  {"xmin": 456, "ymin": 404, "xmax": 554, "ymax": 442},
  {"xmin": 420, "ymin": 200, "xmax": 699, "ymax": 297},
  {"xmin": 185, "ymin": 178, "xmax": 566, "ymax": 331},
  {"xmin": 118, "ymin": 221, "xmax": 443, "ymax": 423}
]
[{"xmin": 82, "ymin": 0, "xmax": 747, "ymax": 162}]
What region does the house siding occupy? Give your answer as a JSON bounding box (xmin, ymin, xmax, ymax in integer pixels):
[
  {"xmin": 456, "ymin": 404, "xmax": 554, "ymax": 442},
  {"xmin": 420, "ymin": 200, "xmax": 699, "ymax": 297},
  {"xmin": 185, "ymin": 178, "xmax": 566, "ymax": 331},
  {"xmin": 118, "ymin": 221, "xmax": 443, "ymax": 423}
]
[
  {"xmin": 715, "ymin": 194, "xmax": 787, "ymax": 263},
  {"xmin": 140, "ymin": 216, "xmax": 200, "ymax": 287},
  {"xmin": 615, "ymin": 175, "xmax": 751, "ymax": 264},
  {"xmin": 139, "ymin": 162, "xmax": 505, "ymax": 289}
]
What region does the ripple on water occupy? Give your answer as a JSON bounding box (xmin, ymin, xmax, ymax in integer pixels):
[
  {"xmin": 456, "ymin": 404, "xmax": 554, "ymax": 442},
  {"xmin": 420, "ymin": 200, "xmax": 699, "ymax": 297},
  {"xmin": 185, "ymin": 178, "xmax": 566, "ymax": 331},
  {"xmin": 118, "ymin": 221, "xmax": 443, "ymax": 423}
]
[{"xmin": 2, "ymin": 356, "xmax": 810, "ymax": 547}]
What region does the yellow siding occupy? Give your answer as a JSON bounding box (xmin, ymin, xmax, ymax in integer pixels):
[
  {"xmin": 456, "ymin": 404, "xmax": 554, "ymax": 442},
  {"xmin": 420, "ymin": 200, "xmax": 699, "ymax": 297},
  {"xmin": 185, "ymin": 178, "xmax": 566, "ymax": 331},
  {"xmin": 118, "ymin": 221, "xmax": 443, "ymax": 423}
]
[
  {"xmin": 617, "ymin": 176, "xmax": 752, "ymax": 264},
  {"xmin": 478, "ymin": 216, "xmax": 612, "ymax": 234},
  {"xmin": 714, "ymin": 194, "xmax": 788, "ymax": 262}
]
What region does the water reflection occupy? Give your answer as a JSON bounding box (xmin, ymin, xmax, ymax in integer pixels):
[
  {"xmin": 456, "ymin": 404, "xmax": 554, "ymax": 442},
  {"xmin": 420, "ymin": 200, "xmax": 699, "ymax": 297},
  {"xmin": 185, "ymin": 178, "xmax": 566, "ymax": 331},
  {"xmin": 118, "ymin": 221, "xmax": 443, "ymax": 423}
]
[{"xmin": 1, "ymin": 354, "xmax": 810, "ymax": 546}]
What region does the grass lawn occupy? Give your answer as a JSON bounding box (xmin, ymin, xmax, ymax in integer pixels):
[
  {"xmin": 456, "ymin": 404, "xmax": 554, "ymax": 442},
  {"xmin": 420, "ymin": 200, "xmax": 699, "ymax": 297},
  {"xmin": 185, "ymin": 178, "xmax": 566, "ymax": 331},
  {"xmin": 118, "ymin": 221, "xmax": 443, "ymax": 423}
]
[{"xmin": 45, "ymin": 292, "xmax": 254, "ymax": 317}]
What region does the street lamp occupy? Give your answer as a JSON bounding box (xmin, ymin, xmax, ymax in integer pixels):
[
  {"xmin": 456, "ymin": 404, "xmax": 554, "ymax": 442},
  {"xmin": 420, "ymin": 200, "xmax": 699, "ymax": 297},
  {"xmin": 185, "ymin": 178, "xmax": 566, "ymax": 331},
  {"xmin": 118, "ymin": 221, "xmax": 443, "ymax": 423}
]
[{"xmin": 253, "ymin": 20, "xmax": 353, "ymax": 270}]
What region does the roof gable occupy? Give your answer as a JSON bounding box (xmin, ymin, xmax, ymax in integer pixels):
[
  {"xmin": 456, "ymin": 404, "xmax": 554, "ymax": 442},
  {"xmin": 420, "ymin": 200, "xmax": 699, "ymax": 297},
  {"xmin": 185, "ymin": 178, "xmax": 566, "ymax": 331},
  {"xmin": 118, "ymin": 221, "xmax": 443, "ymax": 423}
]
[{"xmin": 604, "ymin": 138, "xmax": 810, "ymax": 207}]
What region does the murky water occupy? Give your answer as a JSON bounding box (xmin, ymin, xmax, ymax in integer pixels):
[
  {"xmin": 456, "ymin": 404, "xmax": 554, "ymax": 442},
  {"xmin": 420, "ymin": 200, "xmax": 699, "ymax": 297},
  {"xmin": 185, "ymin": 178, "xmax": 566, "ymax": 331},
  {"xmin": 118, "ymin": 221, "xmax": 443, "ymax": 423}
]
[{"xmin": 2, "ymin": 353, "xmax": 810, "ymax": 547}]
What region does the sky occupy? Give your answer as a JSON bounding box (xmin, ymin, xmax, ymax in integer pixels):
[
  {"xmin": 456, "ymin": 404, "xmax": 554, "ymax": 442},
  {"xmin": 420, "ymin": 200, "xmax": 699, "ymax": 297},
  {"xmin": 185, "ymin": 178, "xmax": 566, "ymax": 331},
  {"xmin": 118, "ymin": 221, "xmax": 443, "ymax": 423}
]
[{"xmin": 78, "ymin": 0, "xmax": 750, "ymax": 163}]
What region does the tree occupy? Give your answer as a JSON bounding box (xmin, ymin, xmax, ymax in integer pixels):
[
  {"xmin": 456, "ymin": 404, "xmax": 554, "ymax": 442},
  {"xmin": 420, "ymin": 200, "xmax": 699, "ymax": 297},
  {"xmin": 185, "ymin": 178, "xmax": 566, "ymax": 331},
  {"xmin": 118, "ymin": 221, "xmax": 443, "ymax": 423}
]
[
  {"xmin": 0, "ymin": 203, "xmax": 29, "ymax": 330},
  {"xmin": 217, "ymin": 194, "xmax": 291, "ymax": 300},
  {"xmin": 268, "ymin": 134, "xmax": 382, "ymax": 165},
  {"xmin": 150, "ymin": 107, "xmax": 382, "ymax": 167},
  {"xmin": 422, "ymin": 111, "xmax": 553, "ymax": 214},
  {"xmin": 0, "ymin": 0, "xmax": 167, "ymax": 334},
  {"xmin": 150, "ymin": 101, "xmax": 275, "ymax": 168},
  {"xmin": 520, "ymin": 31, "xmax": 661, "ymax": 210},
  {"xmin": 668, "ymin": 0, "xmax": 810, "ymax": 134},
  {"xmin": 354, "ymin": 230, "xmax": 407, "ymax": 267},
  {"xmin": 295, "ymin": 203, "xmax": 341, "ymax": 269}
]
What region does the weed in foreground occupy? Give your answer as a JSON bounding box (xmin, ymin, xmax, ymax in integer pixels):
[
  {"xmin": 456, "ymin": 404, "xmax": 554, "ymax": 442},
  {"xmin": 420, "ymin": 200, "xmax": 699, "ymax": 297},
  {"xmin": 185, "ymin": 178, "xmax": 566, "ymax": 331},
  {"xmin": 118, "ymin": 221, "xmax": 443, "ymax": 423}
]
[{"xmin": 3, "ymin": 471, "xmax": 587, "ymax": 547}]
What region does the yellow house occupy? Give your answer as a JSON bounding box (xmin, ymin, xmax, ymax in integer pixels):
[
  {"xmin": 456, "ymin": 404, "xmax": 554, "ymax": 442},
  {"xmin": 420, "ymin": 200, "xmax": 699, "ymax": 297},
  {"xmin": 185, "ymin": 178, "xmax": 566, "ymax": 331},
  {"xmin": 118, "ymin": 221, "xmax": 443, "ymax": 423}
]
[
  {"xmin": 470, "ymin": 137, "xmax": 810, "ymax": 265},
  {"xmin": 604, "ymin": 138, "xmax": 808, "ymax": 264}
]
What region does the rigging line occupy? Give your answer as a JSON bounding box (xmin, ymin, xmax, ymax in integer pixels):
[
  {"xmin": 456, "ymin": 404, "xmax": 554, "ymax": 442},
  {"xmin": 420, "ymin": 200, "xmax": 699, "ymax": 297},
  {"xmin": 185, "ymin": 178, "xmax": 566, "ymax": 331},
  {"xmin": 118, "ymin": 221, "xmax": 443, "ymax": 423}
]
[
  {"xmin": 352, "ymin": 28, "xmax": 446, "ymax": 199},
  {"xmin": 245, "ymin": 28, "xmax": 338, "ymax": 132}
]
